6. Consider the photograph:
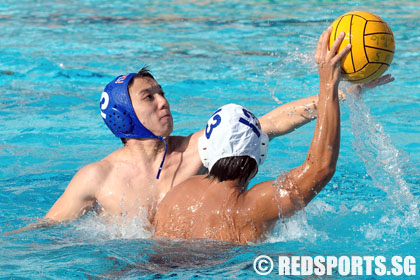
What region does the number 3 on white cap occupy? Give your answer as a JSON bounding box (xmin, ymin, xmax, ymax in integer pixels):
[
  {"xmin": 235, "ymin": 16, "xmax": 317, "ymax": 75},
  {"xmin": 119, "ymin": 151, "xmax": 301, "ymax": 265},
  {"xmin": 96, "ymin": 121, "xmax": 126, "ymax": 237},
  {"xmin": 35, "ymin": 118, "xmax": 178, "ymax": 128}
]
[{"xmin": 205, "ymin": 113, "xmax": 221, "ymax": 139}]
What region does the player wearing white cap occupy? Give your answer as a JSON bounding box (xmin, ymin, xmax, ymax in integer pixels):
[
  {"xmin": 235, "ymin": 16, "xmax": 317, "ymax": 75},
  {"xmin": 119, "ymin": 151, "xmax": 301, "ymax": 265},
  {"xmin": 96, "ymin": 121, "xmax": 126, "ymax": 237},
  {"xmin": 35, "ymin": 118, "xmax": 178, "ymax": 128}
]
[{"xmin": 153, "ymin": 29, "xmax": 350, "ymax": 243}]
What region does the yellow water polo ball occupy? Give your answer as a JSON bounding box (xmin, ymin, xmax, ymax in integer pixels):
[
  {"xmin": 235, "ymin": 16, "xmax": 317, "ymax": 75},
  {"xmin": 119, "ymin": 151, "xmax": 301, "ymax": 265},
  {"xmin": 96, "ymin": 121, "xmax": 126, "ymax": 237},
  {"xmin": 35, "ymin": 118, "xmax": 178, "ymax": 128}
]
[{"xmin": 329, "ymin": 11, "xmax": 395, "ymax": 83}]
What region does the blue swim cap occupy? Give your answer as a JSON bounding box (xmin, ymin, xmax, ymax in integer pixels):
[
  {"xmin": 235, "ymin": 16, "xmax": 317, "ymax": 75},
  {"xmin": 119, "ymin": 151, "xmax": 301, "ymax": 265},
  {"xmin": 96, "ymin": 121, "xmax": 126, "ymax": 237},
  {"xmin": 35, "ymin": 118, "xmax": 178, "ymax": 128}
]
[
  {"xmin": 100, "ymin": 73, "xmax": 167, "ymax": 179},
  {"xmin": 100, "ymin": 73, "xmax": 157, "ymax": 139}
]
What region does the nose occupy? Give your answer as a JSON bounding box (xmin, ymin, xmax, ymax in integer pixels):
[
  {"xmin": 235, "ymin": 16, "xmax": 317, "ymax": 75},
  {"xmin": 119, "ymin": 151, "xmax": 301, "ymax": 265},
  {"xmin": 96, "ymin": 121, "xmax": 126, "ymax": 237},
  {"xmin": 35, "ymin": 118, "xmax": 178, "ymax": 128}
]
[{"xmin": 157, "ymin": 94, "xmax": 169, "ymax": 110}]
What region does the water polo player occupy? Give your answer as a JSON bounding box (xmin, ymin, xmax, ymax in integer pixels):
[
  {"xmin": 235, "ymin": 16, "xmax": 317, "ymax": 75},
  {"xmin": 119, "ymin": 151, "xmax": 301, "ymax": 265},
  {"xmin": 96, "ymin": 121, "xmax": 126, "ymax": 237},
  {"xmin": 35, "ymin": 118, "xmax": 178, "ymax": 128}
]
[{"xmin": 152, "ymin": 28, "xmax": 393, "ymax": 243}]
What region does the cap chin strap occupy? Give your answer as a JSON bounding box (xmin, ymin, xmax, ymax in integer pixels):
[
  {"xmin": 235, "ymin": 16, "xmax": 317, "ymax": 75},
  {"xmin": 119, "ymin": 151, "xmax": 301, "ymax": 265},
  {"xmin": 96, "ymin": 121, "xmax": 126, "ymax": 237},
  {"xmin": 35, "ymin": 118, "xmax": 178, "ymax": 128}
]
[{"xmin": 156, "ymin": 136, "xmax": 167, "ymax": 179}]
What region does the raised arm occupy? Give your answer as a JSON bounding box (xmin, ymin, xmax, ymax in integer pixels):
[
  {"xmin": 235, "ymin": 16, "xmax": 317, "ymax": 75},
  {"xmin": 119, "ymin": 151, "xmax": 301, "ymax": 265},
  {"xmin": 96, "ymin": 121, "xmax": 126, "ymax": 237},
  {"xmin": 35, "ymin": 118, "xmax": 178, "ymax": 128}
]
[
  {"xmin": 259, "ymin": 95, "xmax": 319, "ymax": 140},
  {"xmin": 258, "ymin": 76, "xmax": 393, "ymax": 141},
  {"xmin": 240, "ymin": 27, "xmax": 350, "ymax": 225},
  {"xmin": 259, "ymin": 91, "xmax": 348, "ymax": 140},
  {"xmin": 258, "ymin": 53, "xmax": 394, "ymax": 141}
]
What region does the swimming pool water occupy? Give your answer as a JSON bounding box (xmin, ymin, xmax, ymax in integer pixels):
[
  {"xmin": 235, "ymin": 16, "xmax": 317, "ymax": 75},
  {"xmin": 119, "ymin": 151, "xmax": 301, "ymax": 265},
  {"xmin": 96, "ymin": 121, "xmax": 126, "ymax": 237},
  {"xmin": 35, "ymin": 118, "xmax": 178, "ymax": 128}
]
[{"xmin": 1, "ymin": 0, "xmax": 419, "ymax": 278}]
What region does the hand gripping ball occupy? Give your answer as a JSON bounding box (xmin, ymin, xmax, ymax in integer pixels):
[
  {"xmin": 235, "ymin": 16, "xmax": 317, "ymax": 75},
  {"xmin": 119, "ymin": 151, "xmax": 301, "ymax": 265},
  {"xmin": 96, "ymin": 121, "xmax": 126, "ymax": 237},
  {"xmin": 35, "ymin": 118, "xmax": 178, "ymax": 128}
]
[{"xmin": 329, "ymin": 11, "xmax": 395, "ymax": 83}]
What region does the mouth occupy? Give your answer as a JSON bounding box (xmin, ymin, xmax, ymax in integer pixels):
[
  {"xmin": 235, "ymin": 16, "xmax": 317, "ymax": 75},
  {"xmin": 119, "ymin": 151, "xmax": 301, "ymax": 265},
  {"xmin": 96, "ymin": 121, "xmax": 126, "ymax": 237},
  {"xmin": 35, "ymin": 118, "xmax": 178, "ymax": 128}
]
[{"xmin": 160, "ymin": 113, "xmax": 172, "ymax": 120}]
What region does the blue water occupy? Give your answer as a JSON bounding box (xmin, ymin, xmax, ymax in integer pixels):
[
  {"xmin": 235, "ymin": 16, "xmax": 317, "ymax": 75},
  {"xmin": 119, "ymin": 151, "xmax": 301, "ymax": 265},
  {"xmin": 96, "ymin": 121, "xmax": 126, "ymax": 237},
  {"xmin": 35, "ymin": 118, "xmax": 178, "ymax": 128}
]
[{"xmin": 1, "ymin": 0, "xmax": 419, "ymax": 278}]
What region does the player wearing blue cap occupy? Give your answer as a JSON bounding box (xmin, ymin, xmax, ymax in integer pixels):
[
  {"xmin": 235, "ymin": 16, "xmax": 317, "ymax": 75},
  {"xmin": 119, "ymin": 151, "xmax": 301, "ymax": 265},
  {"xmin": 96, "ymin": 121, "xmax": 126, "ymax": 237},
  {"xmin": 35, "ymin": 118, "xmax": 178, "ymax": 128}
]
[{"xmin": 43, "ymin": 68, "xmax": 188, "ymax": 223}]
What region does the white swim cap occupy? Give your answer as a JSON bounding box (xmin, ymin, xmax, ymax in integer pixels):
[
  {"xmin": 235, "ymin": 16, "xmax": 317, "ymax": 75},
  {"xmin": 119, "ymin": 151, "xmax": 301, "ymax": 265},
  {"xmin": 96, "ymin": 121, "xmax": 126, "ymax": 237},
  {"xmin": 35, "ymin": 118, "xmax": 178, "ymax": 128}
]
[{"xmin": 198, "ymin": 104, "xmax": 269, "ymax": 172}]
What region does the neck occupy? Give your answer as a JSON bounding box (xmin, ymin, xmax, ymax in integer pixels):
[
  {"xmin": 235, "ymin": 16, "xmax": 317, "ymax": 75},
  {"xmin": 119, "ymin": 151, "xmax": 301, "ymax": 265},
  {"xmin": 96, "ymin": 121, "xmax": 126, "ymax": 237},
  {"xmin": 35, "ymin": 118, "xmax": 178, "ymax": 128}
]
[
  {"xmin": 206, "ymin": 178, "xmax": 247, "ymax": 195},
  {"xmin": 122, "ymin": 138, "xmax": 167, "ymax": 163}
]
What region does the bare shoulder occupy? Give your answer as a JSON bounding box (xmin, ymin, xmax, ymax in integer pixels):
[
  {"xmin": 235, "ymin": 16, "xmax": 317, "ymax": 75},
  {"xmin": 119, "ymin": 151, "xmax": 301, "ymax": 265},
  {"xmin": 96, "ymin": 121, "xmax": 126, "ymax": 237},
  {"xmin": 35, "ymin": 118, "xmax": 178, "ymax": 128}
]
[
  {"xmin": 237, "ymin": 180, "xmax": 277, "ymax": 211},
  {"xmin": 167, "ymin": 130, "xmax": 205, "ymax": 176},
  {"xmin": 165, "ymin": 175, "xmax": 204, "ymax": 199},
  {"xmin": 235, "ymin": 179, "xmax": 297, "ymax": 223},
  {"xmin": 77, "ymin": 160, "xmax": 111, "ymax": 181},
  {"xmin": 67, "ymin": 159, "xmax": 113, "ymax": 195},
  {"xmin": 44, "ymin": 159, "xmax": 113, "ymax": 221},
  {"xmin": 168, "ymin": 129, "xmax": 204, "ymax": 153},
  {"xmin": 154, "ymin": 176, "xmax": 206, "ymax": 232},
  {"xmin": 157, "ymin": 176, "xmax": 205, "ymax": 213}
]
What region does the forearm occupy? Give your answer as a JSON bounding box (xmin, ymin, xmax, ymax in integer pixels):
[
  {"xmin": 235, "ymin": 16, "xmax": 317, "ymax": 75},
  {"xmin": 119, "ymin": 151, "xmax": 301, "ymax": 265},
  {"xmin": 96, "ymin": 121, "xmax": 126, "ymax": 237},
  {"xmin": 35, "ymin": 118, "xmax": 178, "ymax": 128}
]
[
  {"xmin": 259, "ymin": 95, "xmax": 318, "ymax": 140},
  {"xmin": 4, "ymin": 218, "xmax": 55, "ymax": 236},
  {"xmin": 312, "ymin": 83, "xmax": 340, "ymax": 167},
  {"xmin": 259, "ymin": 90, "xmax": 346, "ymax": 140},
  {"xmin": 299, "ymin": 82, "xmax": 340, "ymax": 203}
]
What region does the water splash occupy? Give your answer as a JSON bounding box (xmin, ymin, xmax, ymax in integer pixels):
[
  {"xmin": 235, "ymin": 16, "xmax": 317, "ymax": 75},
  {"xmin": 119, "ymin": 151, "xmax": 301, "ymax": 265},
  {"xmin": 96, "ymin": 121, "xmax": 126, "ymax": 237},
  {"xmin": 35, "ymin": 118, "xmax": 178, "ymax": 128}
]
[
  {"xmin": 73, "ymin": 208, "xmax": 153, "ymax": 241},
  {"xmin": 346, "ymin": 89, "xmax": 420, "ymax": 239},
  {"xmin": 264, "ymin": 48, "xmax": 316, "ymax": 105},
  {"xmin": 266, "ymin": 210, "xmax": 328, "ymax": 243},
  {"xmin": 284, "ymin": 48, "xmax": 316, "ymax": 67},
  {"xmin": 264, "ymin": 63, "xmax": 283, "ymax": 105},
  {"xmin": 265, "ymin": 173, "xmax": 329, "ymax": 243}
]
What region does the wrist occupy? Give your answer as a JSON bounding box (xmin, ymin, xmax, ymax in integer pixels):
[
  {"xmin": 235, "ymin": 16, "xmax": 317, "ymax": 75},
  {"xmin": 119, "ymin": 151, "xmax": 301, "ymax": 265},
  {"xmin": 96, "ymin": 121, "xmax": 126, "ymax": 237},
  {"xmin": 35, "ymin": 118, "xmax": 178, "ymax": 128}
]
[
  {"xmin": 319, "ymin": 78, "xmax": 339, "ymax": 89},
  {"xmin": 319, "ymin": 83, "xmax": 338, "ymax": 94}
]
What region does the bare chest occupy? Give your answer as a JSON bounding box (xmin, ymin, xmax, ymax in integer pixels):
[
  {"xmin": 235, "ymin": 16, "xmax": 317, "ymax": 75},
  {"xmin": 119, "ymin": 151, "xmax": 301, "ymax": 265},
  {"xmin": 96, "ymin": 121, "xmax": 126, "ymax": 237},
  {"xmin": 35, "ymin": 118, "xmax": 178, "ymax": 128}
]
[
  {"xmin": 95, "ymin": 150, "xmax": 202, "ymax": 220},
  {"xmin": 95, "ymin": 169, "xmax": 169, "ymax": 220}
]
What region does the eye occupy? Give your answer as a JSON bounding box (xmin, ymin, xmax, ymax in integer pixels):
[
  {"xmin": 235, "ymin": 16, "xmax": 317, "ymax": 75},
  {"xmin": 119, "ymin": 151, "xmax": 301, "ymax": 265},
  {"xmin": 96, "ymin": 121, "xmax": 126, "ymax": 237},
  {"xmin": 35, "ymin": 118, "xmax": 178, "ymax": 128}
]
[{"xmin": 146, "ymin": 94, "xmax": 154, "ymax": 100}]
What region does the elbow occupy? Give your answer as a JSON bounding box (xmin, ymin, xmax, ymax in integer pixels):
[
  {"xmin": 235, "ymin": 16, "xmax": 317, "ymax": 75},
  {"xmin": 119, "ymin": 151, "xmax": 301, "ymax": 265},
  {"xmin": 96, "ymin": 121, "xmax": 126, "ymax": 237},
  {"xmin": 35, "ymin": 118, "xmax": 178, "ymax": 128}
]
[
  {"xmin": 306, "ymin": 156, "xmax": 337, "ymax": 181},
  {"xmin": 317, "ymin": 163, "xmax": 336, "ymax": 182},
  {"xmin": 293, "ymin": 161, "xmax": 337, "ymax": 208}
]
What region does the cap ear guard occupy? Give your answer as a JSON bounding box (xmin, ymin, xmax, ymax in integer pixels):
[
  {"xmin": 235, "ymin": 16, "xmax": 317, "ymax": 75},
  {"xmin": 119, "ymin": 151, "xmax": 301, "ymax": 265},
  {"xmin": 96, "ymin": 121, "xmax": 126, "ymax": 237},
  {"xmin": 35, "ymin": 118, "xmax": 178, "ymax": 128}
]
[
  {"xmin": 259, "ymin": 133, "xmax": 269, "ymax": 165},
  {"xmin": 198, "ymin": 136, "xmax": 210, "ymax": 169},
  {"xmin": 104, "ymin": 106, "xmax": 134, "ymax": 134}
]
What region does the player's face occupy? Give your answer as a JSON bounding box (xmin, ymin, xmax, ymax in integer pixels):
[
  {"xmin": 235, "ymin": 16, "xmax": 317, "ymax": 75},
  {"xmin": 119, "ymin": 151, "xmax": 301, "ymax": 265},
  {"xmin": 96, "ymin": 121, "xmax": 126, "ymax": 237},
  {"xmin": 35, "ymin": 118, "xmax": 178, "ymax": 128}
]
[{"xmin": 128, "ymin": 77, "xmax": 173, "ymax": 137}]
